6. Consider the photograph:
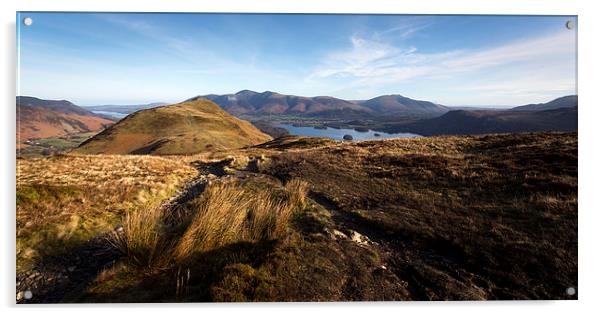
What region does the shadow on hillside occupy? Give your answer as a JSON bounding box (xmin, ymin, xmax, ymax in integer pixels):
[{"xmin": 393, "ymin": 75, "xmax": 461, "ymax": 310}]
[
  {"xmin": 17, "ymin": 234, "xmax": 122, "ymax": 303},
  {"xmin": 75, "ymin": 239, "xmax": 279, "ymax": 303}
]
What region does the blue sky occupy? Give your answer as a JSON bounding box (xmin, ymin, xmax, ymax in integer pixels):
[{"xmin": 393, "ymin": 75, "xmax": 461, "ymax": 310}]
[{"xmin": 17, "ymin": 13, "xmax": 576, "ymax": 106}]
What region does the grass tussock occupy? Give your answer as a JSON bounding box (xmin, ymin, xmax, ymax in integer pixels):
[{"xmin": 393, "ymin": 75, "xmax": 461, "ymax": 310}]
[
  {"xmin": 112, "ymin": 177, "xmax": 309, "ymax": 269},
  {"xmin": 109, "ymin": 205, "xmax": 172, "ymax": 270}
]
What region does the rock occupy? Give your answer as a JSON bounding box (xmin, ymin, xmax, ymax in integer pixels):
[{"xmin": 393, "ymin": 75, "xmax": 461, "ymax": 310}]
[
  {"xmin": 343, "ymin": 134, "xmax": 353, "ymax": 141},
  {"xmin": 324, "ymin": 228, "xmax": 348, "ymax": 240},
  {"xmin": 67, "ymin": 266, "xmax": 76, "ymax": 272},
  {"xmin": 16, "ymin": 291, "xmax": 24, "ymax": 301},
  {"xmin": 24, "ymin": 290, "xmax": 33, "ymax": 300},
  {"xmin": 349, "ymin": 230, "xmax": 371, "ymax": 246},
  {"xmin": 374, "ymin": 133, "xmax": 381, "ymax": 137}
]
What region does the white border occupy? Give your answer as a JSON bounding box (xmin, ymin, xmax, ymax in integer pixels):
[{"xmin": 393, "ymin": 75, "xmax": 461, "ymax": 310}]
[{"xmin": 2, "ymin": 0, "xmax": 601, "ymax": 315}]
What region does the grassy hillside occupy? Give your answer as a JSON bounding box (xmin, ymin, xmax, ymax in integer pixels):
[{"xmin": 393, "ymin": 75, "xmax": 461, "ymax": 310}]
[
  {"xmin": 74, "ymin": 99, "xmax": 272, "ymax": 155},
  {"xmin": 17, "ymin": 132, "xmax": 576, "ymax": 302},
  {"xmin": 16, "ymin": 155, "xmax": 197, "ymax": 279},
  {"xmin": 17, "ymin": 105, "xmax": 113, "ymax": 140}
]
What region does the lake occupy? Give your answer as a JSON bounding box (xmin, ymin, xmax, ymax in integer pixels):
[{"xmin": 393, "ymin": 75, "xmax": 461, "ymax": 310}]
[
  {"xmin": 92, "ymin": 110, "xmax": 128, "ymax": 119},
  {"xmin": 277, "ymin": 124, "xmax": 421, "ymax": 141}
]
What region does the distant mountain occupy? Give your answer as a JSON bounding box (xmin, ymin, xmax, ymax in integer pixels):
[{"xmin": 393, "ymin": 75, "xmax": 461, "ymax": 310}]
[
  {"xmin": 74, "ymin": 99, "xmax": 271, "ymax": 155},
  {"xmin": 361, "ymin": 95, "xmax": 449, "ymax": 116},
  {"xmin": 16, "ymin": 96, "xmax": 114, "ymax": 140},
  {"xmin": 191, "ymin": 90, "xmax": 369, "ymax": 116},
  {"xmin": 511, "ymin": 95, "xmax": 577, "ymax": 111},
  {"xmin": 84, "ymin": 102, "xmax": 168, "ymax": 114},
  {"xmin": 395, "ymin": 106, "xmax": 577, "ymax": 136},
  {"xmin": 190, "ymin": 90, "xmax": 448, "ymax": 118}
]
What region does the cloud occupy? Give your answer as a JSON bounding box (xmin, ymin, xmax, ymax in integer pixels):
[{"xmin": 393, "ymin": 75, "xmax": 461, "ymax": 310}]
[
  {"xmin": 374, "ymin": 18, "xmax": 433, "ymax": 40},
  {"xmin": 308, "ymin": 29, "xmax": 576, "ymax": 101}
]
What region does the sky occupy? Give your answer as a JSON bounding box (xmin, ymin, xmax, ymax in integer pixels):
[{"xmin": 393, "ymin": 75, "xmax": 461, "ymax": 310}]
[{"xmin": 16, "ymin": 13, "xmax": 577, "ymax": 107}]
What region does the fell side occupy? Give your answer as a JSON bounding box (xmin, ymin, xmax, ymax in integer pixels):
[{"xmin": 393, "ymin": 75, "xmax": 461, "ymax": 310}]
[{"xmin": 74, "ymin": 99, "xmax": 272, "ymax": 155}]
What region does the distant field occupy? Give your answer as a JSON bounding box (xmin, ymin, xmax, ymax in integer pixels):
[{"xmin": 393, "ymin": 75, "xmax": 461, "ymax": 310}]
[{"xmin": 17, "ymin": 132, "xmax": 97, "ymax": 157}]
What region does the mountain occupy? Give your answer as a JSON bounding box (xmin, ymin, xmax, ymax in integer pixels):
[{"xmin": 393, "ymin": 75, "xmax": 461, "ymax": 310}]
[
  {"xmin": 511, "ymin": 95, "xmax": 577, "ymax": 111},
  {"xmin": 395, "ymin": 106, "xmax": 577, "ymax": 136},
  {"xmin": 192, "ymin": 90, "xmax": 369, "ymax": 116},
  {"xmin": 191, "ymin": 90, "xmax": 448, "ymax": 118},
  {"xmin": 74, "ymin": 99, "xmax": 271, "ymax": 155},
  {"xmin": 17, "ymin": 96, "xmax": 94, "ymax": 115},
  {"xmin": 360, "ymin": 95, "xmax": 449, "ymax": 116},
  {"xmin": 16, "ymin": 96, "xmax": 114, "ymax": 140},
  {"xmin": 84, "ymin": 102, "xmax": 168, "ymax": 114}
]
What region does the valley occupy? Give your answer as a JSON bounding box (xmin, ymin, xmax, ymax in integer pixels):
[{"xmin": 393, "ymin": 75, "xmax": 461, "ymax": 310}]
[{"xmin": 77, "ymin": 92, "xmax": 578, "ymax": 141}]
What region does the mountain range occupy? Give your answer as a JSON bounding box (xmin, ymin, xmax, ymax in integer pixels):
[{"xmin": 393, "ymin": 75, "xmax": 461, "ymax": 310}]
[
  {"xmin": 17, "ymin": 93, "xmax": 578, "ymax": 147},
  {"xmin": 189, "ymin": 90, "xmax": 449, "ymax": 118},
  {"xmin": 17, "ymin": 96, "xmax": 114, "ymax": 140}
]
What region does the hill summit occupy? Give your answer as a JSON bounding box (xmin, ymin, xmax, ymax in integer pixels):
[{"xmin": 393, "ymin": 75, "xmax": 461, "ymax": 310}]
[{"xmin": 74, "ymin": 99, "xmax": 271, "ymax": 155}]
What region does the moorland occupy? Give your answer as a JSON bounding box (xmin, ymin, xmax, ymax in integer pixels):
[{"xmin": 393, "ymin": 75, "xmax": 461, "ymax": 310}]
[{"xmin": 16, "ymin": 95, "xmax": 578, "ymax": 302}]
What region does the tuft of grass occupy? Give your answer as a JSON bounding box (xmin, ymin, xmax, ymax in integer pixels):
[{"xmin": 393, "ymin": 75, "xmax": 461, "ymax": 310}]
[
  {"xmin": 284, "ymin": 178, "xmax": 309, "ymax": 208},
  {"xmin": 173, "ymin": 181, "xmax": 253, "ymax": 261},
  {"xmin": 173, "ymin": 179, "xmax": 305, "ymax": 263},
  {"xmin": 112, "ymin": 177, "xmax": 309, "ymax": 269},
  {"xmin": 108, "ymin": 205, "xmax": 172, "ymax": 270}
]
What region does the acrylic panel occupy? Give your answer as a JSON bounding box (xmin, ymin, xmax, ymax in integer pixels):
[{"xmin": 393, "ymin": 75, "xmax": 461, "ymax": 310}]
[{"xmin": 16, "ymin": 12, "xmax": 577, "ymax": 303}]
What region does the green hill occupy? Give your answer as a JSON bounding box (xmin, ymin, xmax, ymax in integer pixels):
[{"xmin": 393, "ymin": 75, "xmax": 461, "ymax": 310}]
[{"xmin": 74, "ymin": 99, "xmax": 271, "ymax": 155}]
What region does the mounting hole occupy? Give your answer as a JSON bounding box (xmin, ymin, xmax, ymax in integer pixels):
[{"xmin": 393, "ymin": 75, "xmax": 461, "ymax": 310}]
[
  {"xmin": 566, "ymin": 287, "xmax": 576, "ymax": 296},
  {"xmin": 566, "ymin": 20, "xmax": 574, "ymax": 30},
  {"xmin": 23, "ymin": 17, "xmax": 33, "ymax": 26}
]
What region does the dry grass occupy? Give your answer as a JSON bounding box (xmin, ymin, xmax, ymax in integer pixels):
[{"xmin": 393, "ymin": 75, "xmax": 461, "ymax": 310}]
[
  {"xmin": 74, "ymin": 99, "xmax": 271, "ymax": 155},
  {"xmin": 16, "ymin": 154, "xmax": 196, "ymax": 273},
  {"xmin": 111, "ymin": 177, "xmax": 308, "ymax": 270},
  {"xmin": 284, "ymin": 178, "xmax": 309, "ymax": 208},
  {"xmin": 108, "ymin": 205, "xmax": 172, "ymax": 270}
]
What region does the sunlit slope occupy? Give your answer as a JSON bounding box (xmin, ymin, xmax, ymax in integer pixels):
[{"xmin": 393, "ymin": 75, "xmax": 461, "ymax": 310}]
[{"xmin": 74, "ymin": 99, "xmax": 272, "ymax": 155}]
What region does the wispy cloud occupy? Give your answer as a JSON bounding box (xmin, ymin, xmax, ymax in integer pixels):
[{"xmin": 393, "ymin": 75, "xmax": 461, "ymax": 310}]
[
  {"xmin": 373, "ymin": 18, "xmax": 434, "ymax": 41},
  {"xmin": 308, "ymin": 29, "xmax": 576, "ymax": 102}
]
